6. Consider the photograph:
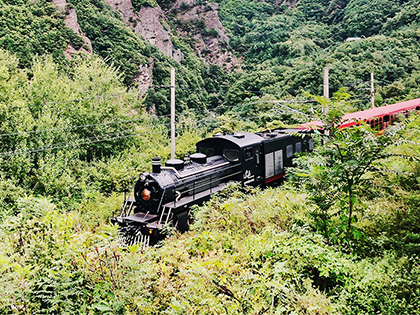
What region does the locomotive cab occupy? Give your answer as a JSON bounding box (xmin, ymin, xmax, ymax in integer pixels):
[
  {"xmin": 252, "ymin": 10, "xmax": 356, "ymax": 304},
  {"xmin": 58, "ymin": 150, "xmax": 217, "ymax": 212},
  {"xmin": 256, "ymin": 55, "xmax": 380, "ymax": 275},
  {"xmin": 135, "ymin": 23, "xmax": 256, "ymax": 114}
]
[{"xmin": 196, "ymin": 132, "xmax": 264, "ymax": 187}]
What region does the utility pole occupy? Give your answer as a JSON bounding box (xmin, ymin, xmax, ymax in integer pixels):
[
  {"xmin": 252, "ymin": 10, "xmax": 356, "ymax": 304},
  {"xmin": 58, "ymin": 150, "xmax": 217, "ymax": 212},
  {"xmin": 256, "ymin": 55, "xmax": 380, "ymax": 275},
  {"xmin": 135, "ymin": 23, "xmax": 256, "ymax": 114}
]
[
  {"xmin": 323, "ymin": 67, "xmax": 329, "ymax": 114},
  {"xmin": 171, "ymin": 67, "xmax": 176, "ymax": 159},
  {"xmin": 323, "ymin": 67, "xmax": 329, "ymax": 99},
  {"xmin": 370, "ymin": 71, "xmax": 375, "ymax": 109}
]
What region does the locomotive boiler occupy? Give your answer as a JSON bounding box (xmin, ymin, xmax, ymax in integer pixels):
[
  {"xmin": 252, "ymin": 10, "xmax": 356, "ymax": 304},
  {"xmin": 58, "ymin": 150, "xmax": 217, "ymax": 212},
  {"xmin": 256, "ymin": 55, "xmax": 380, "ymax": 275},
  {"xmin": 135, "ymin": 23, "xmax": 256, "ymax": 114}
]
[{"xmin": 112, "ymin": 128, "xmax": 314, "ymax": 246}]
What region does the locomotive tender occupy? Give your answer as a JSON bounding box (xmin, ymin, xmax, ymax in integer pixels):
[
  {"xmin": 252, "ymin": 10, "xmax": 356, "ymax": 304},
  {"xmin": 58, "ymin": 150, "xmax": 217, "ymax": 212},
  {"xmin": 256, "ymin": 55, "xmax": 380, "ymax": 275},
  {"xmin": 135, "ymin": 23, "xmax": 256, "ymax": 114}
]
[{"xmin": 112, "ymin": 128, "xmax": 314, "ymax": 246}]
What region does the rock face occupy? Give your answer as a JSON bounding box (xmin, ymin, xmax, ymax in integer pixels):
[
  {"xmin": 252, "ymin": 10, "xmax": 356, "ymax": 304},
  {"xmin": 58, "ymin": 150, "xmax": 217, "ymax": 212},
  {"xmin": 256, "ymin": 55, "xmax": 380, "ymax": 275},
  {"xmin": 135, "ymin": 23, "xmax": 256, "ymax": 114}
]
[
  {"xmin": 171, "ymin": 0, "xmax": 240, "ymax": 70},
  {"xmin": 53, "ymin": 0, "xmax": 240, "ymax": 79},
  {"xmin": 133, "ymin": 58, "xmax": 154, "ymax": 98},
  {"xmin": 51, "ymin": 0, "xmax": 92, "ymax": 59},
  {"xmin": 104, "ymin": 0, "xmax": 240, "ymax": 69},
  {"xmin": 104, "ymin": 0, "xmax": 184, "ymax": 62}
]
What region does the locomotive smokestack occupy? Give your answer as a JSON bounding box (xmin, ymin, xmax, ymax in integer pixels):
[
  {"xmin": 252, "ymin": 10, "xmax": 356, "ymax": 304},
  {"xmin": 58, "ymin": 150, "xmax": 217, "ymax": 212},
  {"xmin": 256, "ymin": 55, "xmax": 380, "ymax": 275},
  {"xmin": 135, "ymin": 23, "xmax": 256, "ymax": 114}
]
[{"xmin": 152, "ymin": 156, "xmax": 161, "ymax": 173}]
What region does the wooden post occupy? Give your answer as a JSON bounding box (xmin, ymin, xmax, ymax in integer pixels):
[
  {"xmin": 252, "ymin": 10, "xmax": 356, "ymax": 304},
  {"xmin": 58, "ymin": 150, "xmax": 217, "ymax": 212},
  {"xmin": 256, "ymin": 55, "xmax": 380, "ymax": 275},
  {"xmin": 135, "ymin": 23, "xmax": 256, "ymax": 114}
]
[
  {"xmin": 171, "ymin": 67, "xmax": 175, "ymax": 159},
  {"xmin": 323, "ymin": 67, "xmax": 329, "ymax": 114},
  {"xmin": 370, "ymin": 71, "xmax": 375, "ymax": 109}
]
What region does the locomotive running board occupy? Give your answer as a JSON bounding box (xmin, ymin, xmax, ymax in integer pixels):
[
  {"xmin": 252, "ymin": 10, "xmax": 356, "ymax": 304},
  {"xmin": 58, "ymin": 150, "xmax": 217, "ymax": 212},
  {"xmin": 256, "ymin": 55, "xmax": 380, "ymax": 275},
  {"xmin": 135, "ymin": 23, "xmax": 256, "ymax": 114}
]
[
  {"xmin": 114, "ymin": 212, "xmax": 159, "ymax": 226},
  {"xmin": 163, "ymin": 183, "xmax": 227, "ymax": 211}
]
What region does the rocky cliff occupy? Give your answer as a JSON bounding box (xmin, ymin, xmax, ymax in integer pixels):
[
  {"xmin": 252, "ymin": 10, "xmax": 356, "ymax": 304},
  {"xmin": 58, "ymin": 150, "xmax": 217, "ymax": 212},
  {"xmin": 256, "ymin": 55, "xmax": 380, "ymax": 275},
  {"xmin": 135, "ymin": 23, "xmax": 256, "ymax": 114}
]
[
  {"xmin": 170, "ymin": 0, "xmax": 240, "ymax": 70},
  {"xmin": 52, "ymin": 0, "xmax": 92, "ymax": 58},
  {"xmin": 52, "ymin": 0, "xmax": 239, "ymax": 70},
  {"xmin": 104, "ymin": 0, "xmax": 185, "ymax": 62}
]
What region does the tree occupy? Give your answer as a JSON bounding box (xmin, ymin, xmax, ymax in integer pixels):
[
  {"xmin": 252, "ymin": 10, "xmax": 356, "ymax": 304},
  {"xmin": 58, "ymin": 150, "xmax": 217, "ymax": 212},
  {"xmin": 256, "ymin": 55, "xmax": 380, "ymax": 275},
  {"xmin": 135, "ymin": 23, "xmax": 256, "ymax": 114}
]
[{"xmin": 288, "ymin": 101, "xmax": 410, "ymax": 245}]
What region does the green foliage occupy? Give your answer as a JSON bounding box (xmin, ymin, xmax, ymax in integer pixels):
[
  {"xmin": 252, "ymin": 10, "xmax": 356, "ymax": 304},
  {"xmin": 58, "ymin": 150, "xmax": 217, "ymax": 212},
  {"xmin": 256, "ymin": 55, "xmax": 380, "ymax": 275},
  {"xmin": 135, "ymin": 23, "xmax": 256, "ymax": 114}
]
[
  {"xmin": 337, "ymin": 253, "xmax": 420, "ymax": 314},
  {"xmin": 343, "ymin": 0, "xmax": 401, "ymax": 37},
  {"xmin": 201, "ymin": 27, "xmax": 219, "ymax": 37},
  {"xmin": 131, "ymin": 0, "xmax": 158, "ymax": 12},
  {"xmin": 0, "ymin": 0, "xmax": 233, "ymax": 116},
  {"xmin": 2, "ymin": 156, "xmax": 420, "ymax": 314},
  {"xmin": 287, "ymin": 97, "xmax": 417, "ymax": 245},
  {"xmin": 213, "ymin": 0, "xmax": 420, "ymax": 106},
  {"xmin": 156, "ymin": 0, "xmax": 176, "ymax": 10},
  {"xmin": 0, "ymin": 1, "xmax": 84, "ymax": 68},
  {"xmin": 0, "ymin": 51, "xmax": 142, "ymax": 209},
  {"xmin": 1, "ymin": 1, "xmax": 420, "ymax": 313},
  {"xmin": 67, "ymin": 0, "xmax": 150, "ymax": 86}
]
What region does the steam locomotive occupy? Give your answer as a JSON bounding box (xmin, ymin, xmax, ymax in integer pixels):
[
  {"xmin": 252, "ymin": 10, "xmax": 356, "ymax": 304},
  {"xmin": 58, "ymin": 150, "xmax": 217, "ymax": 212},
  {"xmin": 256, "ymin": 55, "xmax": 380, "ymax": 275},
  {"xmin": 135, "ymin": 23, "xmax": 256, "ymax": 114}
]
[
  {"xmin": 111, "ymin": 128, "xmax": 314, "ymax": 246},
  {"xmin": 112, "ymin": 97, "xmax": 420, "ymax": 246}
]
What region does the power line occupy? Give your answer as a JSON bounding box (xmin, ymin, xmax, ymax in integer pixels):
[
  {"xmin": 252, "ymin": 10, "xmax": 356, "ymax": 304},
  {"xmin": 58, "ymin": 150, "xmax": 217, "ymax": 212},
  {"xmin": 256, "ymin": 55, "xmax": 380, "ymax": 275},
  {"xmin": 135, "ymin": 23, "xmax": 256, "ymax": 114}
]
[
  {"xmin": 0, "ymin": 108, "xmax": 213, "ymax": 139},
  {"xmin": 0, "ymin": 129, "xmax": 169, "ymax": 158},
  {"xmin": 0, "ymin": 120, "xmax": 223, "ymax": 158},
  {"xmin": 0, "ymin": 108, "xmax": 202, "ymax": 139},
  {"xmin": 0, "ymin": 87, "xmax": 304, "ymax": 114},
  {"xmin": 176, "ymin": 87, "xmax": 288, "ymax": 95},
  {"xmin": 271, "ymin": 103, "xmax": 315, "ymax": 119},
  {"xmin": 0, "ymin": 107, "xmax": 323, "ymax": 159},
  {"xmin": 0, "ymin": 130, "xmax": 130, "ymax": 157},
  {"xmin": 0, "ymin": 89, "xmax": 218, "ymax": 113},
  {"xmin": 0, "ymin": 120, "xmax": 182, "ymax": 156},
  {"xmin": 0, "ymin": 98, "xmax": 312, "ymax": 138},
  {"xmin": 1, "ymin": 93, "xmax": 126, "ymax": 112},
  {"xmin": 0, "ymin": 116, "xmax": 166, "ymax": 138}
]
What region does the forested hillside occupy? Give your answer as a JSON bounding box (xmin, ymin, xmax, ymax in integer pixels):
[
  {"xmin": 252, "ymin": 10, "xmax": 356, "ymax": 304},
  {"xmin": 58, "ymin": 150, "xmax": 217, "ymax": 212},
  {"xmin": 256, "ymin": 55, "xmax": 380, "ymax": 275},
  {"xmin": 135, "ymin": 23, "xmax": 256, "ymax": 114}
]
[
  {"xmin": 211, "ymin": 0, "xmax": 420, "ymax": 108},
  {"xmin": 1, "ymin": 0, "xmax": 419, "ymax": 114},
  {"xmin": 1, "ymin": 0, "xmax": 420, "ymax": 313}
]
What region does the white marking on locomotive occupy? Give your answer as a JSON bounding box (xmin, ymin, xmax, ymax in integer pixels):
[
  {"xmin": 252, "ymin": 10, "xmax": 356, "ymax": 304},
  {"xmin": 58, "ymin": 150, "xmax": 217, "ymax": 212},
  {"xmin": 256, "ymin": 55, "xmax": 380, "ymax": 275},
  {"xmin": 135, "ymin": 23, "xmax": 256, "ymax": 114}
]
[{"xmin": 243, "ymin": 170, "xmax": 255, "ymax": 185}]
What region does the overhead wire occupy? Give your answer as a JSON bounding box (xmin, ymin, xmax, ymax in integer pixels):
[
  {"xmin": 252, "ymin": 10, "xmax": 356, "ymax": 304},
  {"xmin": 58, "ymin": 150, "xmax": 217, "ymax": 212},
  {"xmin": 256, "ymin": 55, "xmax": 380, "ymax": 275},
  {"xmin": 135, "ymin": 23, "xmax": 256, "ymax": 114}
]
[
  {"xmin": 175, "ymin": 86, "xmax": 288, "ymax": 95},
  {"xmin": 0, "ymin": 99, "xmax": 347, "ymax": 159},
  {"xmin": 1, "ymin": 71, "xmax": 400, "ymax": 116},
  {"xmin": 0, "ymin": 85, "xmax": 303, "ymax": 114},
  {"xmin": 0, "ymin": 127, "xmax": 174, "ymax": 158},
  {"xmin": 1, "ymin": 93, "xmax": 126, "ymax": 112},
  {"xmin": 0, "ymin": 116, "xmax": 161, "ymax": 138},
  {"xmin": 0, "ymin": 129, "xmax": 132, "ymax": 157},
  {"xmin": 0, "ymin": 108, "xmax": 203, "ymax": 139},
  {"xmin": 0, "ymin": 131, "xmax": 159, "ymax": 158},
  {"xmin": 0, "ymin": 79, "xmax": 320, "ymax": 156},
  {"xmin": 0, "ymin": 119, "xmax": 225, "ymax": 158},
  {"xmin": 0, "ymin": 96, "xmax": 315, "ymax": 138}
]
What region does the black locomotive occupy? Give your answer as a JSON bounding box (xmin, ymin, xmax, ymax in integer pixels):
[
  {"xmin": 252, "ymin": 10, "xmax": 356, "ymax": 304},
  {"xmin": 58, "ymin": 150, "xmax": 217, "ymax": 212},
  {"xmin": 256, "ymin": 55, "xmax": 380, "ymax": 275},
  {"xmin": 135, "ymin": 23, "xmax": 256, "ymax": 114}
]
[{"xmin": 112, "ymin": 128, "xmax": 314, "ymax": 246}]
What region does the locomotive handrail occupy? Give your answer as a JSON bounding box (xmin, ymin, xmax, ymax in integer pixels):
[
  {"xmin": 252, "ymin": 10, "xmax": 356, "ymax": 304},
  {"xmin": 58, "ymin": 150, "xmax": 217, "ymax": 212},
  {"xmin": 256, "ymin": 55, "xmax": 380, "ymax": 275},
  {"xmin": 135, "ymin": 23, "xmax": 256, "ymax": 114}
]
[
  {"xmin": 169, "ymin": 170, "xmax": 243, "ymax": 208},
  {"xmin": 157, "ymin": 188, "xmax": 166, "ymax": 214},
  {"xmin": 159, "ymin": 206, "xmax": 172, "ymax": 225},
  {"xmin": 171, "ymin": 162, "xmax": 241, "ymax": 192},
  {"xmin": 142, "ymin": 211, "xmax": 150, "ymax": 221},
  {"xmin": 121, "ymin": 190, "xmax": 135, "ymax": 217}
]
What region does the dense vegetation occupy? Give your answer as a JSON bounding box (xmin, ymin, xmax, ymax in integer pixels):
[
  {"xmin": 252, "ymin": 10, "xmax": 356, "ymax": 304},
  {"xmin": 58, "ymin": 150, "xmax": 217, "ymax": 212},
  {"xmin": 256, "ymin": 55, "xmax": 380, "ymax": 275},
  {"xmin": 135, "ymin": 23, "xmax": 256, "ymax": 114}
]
[
  {"xmin": 0, "ymin": 48, "xmax": 419, "ymax": 313},
  {"xmin": 1, "ymin": 0, "xmax": 419, "ymax": 114},
  {"xmin": 0, "ymin": 0, "xmax": 234, "ymax": 115},
  {"xmin": 1, "ymin": 0, "xmax": 420, "ymax": 313},
  {"xmin": 212, "ymin": 0, "xmax": 420, "ymax": 109}
]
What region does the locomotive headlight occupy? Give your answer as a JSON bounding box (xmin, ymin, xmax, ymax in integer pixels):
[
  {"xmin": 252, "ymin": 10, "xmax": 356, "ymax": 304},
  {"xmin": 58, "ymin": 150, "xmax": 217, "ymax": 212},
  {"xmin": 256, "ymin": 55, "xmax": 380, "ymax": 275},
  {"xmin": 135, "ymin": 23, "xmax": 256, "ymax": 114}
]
[{"xmin": 141, "ymin": 189, "xmax": 151, "ymax": 201}]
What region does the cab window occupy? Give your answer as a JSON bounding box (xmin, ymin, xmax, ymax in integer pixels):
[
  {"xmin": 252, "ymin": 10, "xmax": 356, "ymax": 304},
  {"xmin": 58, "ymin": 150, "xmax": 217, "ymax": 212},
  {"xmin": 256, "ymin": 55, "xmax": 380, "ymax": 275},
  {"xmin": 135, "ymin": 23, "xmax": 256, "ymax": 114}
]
[
  {"xmin": 286, "ymin": 145, "xmax": 293, "ymax": 158},
  {"xmin": 244, "ymin": 148, "xmax": 253, "ymax": 161},
  {"xmin": 223, "ymin": 149, "xmax": 239, "ymax": 162}
]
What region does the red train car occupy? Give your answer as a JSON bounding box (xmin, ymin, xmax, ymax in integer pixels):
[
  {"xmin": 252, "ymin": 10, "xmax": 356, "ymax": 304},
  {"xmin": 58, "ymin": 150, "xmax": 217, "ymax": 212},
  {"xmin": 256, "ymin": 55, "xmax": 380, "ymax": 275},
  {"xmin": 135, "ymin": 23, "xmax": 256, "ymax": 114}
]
[{"xmin": 298, "ymin": 98, "xmax": 420, "ymax": 130}]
